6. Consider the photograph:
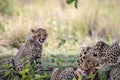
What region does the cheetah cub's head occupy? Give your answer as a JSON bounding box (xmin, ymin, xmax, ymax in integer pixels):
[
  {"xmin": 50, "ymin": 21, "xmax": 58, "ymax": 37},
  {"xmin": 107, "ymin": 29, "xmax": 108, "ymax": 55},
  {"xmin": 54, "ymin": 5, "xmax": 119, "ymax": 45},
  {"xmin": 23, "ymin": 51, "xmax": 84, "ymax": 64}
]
[{"xmin": 31, "ymin": 28, "xmax": 47, "ymax": 44}]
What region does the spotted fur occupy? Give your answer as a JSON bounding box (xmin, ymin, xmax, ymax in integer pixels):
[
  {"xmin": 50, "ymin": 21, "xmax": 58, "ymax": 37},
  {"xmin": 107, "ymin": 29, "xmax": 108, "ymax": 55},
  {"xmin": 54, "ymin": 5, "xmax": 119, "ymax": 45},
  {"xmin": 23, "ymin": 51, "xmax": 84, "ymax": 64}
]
[
  {"xmin": 11, "ymin": 28, "xmax": 47, "ymax": 74},
  {"xmin": 109, "ymin": 64, "xmax": 120, "ymax": 80},
  {"xmin": 77, "ymin": 46, "xmax": 99, "ymax": 68},
  {"xmin": 93, "ymin": 41, "xmax": 120, "ymax": 65},
  {"xmin": 51, "ymin": 67, "xmax": 77, "ymax": 80}
]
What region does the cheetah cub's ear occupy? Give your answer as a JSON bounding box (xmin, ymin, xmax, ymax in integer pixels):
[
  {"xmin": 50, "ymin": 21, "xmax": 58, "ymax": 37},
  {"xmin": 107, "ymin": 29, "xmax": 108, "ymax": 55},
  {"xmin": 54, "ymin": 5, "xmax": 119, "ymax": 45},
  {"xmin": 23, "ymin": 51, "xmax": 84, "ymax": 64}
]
[
  {"xmin": 116, "ymin": 40, "xmax": 120, "ymax": 47},
  {"xmin": 31, "ymin": 29, "xmax": 35, "ymax": 33}
]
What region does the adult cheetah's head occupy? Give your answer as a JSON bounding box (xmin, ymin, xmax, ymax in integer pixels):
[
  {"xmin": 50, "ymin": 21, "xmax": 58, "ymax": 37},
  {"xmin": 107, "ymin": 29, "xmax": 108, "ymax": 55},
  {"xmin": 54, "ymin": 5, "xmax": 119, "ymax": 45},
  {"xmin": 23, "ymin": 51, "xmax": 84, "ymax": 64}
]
[
  {"xmin": 31, "ymin": 28, "xmax": 47, "ymax": 44},
  {"xmin": 77, "ymin": 46, "xmax": 91, "ymax": 67},
  {"xmin": 77, "ymin": 46, "xmax": 100, "ymax": 68},
  {"xmin": 93, "ymin": 41, "xmax": 107, "ymax": 51}
]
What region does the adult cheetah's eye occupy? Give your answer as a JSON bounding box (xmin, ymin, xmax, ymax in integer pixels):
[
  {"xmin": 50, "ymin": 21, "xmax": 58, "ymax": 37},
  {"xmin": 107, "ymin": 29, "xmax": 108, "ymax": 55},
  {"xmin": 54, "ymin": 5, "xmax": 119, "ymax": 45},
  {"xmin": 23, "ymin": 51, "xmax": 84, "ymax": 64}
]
[
  {"xmin": 93, "ymin": 54, "xmax": 97, "ymax": 57},
  {"xmin": 80, "ymin": 55, "xmax": 82, "ymax": 57},
  {"xmin": 37, "ymin": 34, "xmax": 41, "ymax": 37},
  {"xmin": 77, "ymin": 59, "xmax": 79, "ymax": 62},
  {"xmin": 83, "ymin": 56, "xmax": 85, "ymax": 59},
  {"xmin": 84, "ymin": 52, "xmax": 86, "ymax": 54},
  {"xmin": 82, "ymin": 49, "xmax": 85, "ymax": 52}
]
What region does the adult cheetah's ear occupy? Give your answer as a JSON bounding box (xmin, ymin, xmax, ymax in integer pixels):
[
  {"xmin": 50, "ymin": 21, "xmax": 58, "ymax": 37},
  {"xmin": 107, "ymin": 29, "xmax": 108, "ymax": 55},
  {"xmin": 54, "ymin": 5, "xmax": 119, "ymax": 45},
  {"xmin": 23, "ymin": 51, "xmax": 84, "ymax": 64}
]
[
  {"xmin": 115, "ymin": 40, "xmax": 120, "ymax": 47},
  {"xmin": 81, "ymin": 46, "xmax": 91, "ymax": 52},
  {"xmin": 86, "ymin": 46, "xmax": 91, "ymax": 50},
  {"xmin": 99, "ymin": 41, "xmax": 105, "ymax": 48},
  {"xmin": 31, "ymin": 29, "xmax": 35, "ymax": 34},
  {"xmin": 96, "ymin": 41, "xmax": 105, "ymax": 49}
]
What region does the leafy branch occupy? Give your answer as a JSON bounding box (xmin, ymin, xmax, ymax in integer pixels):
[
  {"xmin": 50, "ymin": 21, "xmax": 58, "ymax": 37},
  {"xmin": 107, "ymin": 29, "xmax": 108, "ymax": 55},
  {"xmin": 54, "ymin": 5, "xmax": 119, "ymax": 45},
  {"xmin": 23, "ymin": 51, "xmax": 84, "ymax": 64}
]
[{"xmin": 66, "ymin": 0, "xmax": 78, "ymax": 8}]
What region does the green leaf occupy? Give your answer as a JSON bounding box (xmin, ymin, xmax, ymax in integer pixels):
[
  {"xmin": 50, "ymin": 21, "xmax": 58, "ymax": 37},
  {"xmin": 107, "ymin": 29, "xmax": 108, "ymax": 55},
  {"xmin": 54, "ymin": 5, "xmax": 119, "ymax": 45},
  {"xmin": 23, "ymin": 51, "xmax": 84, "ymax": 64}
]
[
  {"xmin": 2, "ymin": 63, "xmax": 9, "ymax": 69},
  {"xmin": 72, "ymin": 77, "xmax": 77, "ymax": 80},
  {"xmin": 74, "ymin": 0, "xmax": 78, "ymax": 8},
  {"xmin": 19, "ymin": 69, "xmax": 29, "ymax": 75},
  {"xmin": 51, "ymin": 58, "xmax": 55, "ymax": 63},
  {"xmin": 58, "ymin": 58, "xmax": 65, "ymax": 62},
  {"xmin": 85, "ymin": 74, "xmax": 96, "ymax": 80},
  {"xmin": 40, "ymin": 73, "xmax": 51, "ymax": 80},
  {"xmin": 58, "ymin": 39, "xmax": 66, "ymax": 47},
  {"xmin": 68, "ymin": 57, "xmax": 76, "ymax": 63},
  {"xmin": 19, "ymin": 70, "xmax": 27, "ymax": 79},
  {"xmin": 101, "ymin": 73, "xmax": 107, "ymax": 80},
  {"xmin": 50, "ymin": 54, "xmax": 56, "ymax": 58},
  {"xmin": 57, "ymin": 62, "xmax": 63, "ymax": 69},
  {"xmin": 25, "ymin": 63, "xmax": 31, "ymax": 68},
  {"xmin": 24, "ymin": 69, "xmax": 30, "ymax": 73},
  {"xmin": 35, "ymin": 74, "xmax": 41, "ymax": 79},
  {"xmin": 66, "ymin": 0, "xmax": 78, "ymax": 8},
  {"xmin": 5, "ymin": 70, "xmax": 11, "ymax": 76},
  {"xmin": 78, "ymin": 76, "xmax": 82, "ymax": 80},
  {"xmin": 66, "ymin": 0, "xmax": 75, "ymax": 4},
  {"xmin": 105, "ymin": 67, "xmax": 110, "ymax": 71}
]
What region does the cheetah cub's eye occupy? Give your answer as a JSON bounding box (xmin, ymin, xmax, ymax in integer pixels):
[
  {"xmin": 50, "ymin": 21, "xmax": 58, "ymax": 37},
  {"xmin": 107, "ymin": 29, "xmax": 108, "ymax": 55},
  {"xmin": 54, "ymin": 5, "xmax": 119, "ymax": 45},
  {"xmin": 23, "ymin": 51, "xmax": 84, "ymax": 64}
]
[
  {"xmin": 44, "ymin": 34, "xmax": 47, "ymax": 37},
  {"xmin": 31, "ymin": 29, "xmax": 35, "ymax": 33}
]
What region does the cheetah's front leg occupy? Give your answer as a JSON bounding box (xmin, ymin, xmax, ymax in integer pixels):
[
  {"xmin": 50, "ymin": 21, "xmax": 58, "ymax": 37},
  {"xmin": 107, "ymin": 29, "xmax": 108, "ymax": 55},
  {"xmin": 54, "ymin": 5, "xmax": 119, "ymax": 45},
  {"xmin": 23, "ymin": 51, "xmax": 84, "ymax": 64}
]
[
  {"xmin": 14, "ymin": 59, "xmax": 25, "ymax": 71},
  {"xmin": 35, "ymin": 54, "xmax": 42, "ymax": 75}
]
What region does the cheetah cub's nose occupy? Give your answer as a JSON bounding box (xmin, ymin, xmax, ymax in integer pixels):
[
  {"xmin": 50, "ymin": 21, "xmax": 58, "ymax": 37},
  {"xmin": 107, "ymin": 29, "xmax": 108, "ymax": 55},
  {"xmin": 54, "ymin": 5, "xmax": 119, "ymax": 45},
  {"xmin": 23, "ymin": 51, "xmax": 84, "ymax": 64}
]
[{"xmin": 39, "ymin": 39, "xmax": 44, "ymax": 43}]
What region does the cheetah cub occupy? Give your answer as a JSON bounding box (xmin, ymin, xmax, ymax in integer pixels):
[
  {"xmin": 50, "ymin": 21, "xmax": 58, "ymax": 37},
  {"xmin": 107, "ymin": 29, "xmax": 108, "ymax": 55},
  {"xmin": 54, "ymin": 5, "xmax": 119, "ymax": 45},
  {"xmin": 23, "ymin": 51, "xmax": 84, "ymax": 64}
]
[
  {"xmin": 11, "ymin": 28, "xmax": 47, "ymax": 74},
  {"xmin": 51, "ymin": 67, "xmax": 77, "ymax": 80}
]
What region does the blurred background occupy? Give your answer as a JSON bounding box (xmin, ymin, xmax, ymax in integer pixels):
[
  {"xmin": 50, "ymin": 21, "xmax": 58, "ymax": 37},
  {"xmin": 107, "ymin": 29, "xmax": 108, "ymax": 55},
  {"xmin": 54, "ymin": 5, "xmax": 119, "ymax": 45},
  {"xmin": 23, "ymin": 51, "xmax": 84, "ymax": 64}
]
[{"xmin": 0, "ymin": 0, "xmax": 120, "ymax": 74}]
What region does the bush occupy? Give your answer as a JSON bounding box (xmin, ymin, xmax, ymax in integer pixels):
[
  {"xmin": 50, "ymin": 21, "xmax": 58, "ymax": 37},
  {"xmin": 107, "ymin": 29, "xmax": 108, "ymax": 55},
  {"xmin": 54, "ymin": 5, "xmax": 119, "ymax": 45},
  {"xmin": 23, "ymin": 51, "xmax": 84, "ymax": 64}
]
[{"xmin": 1, "ymin": 57, "xmax": 51, "ymax": 80}]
